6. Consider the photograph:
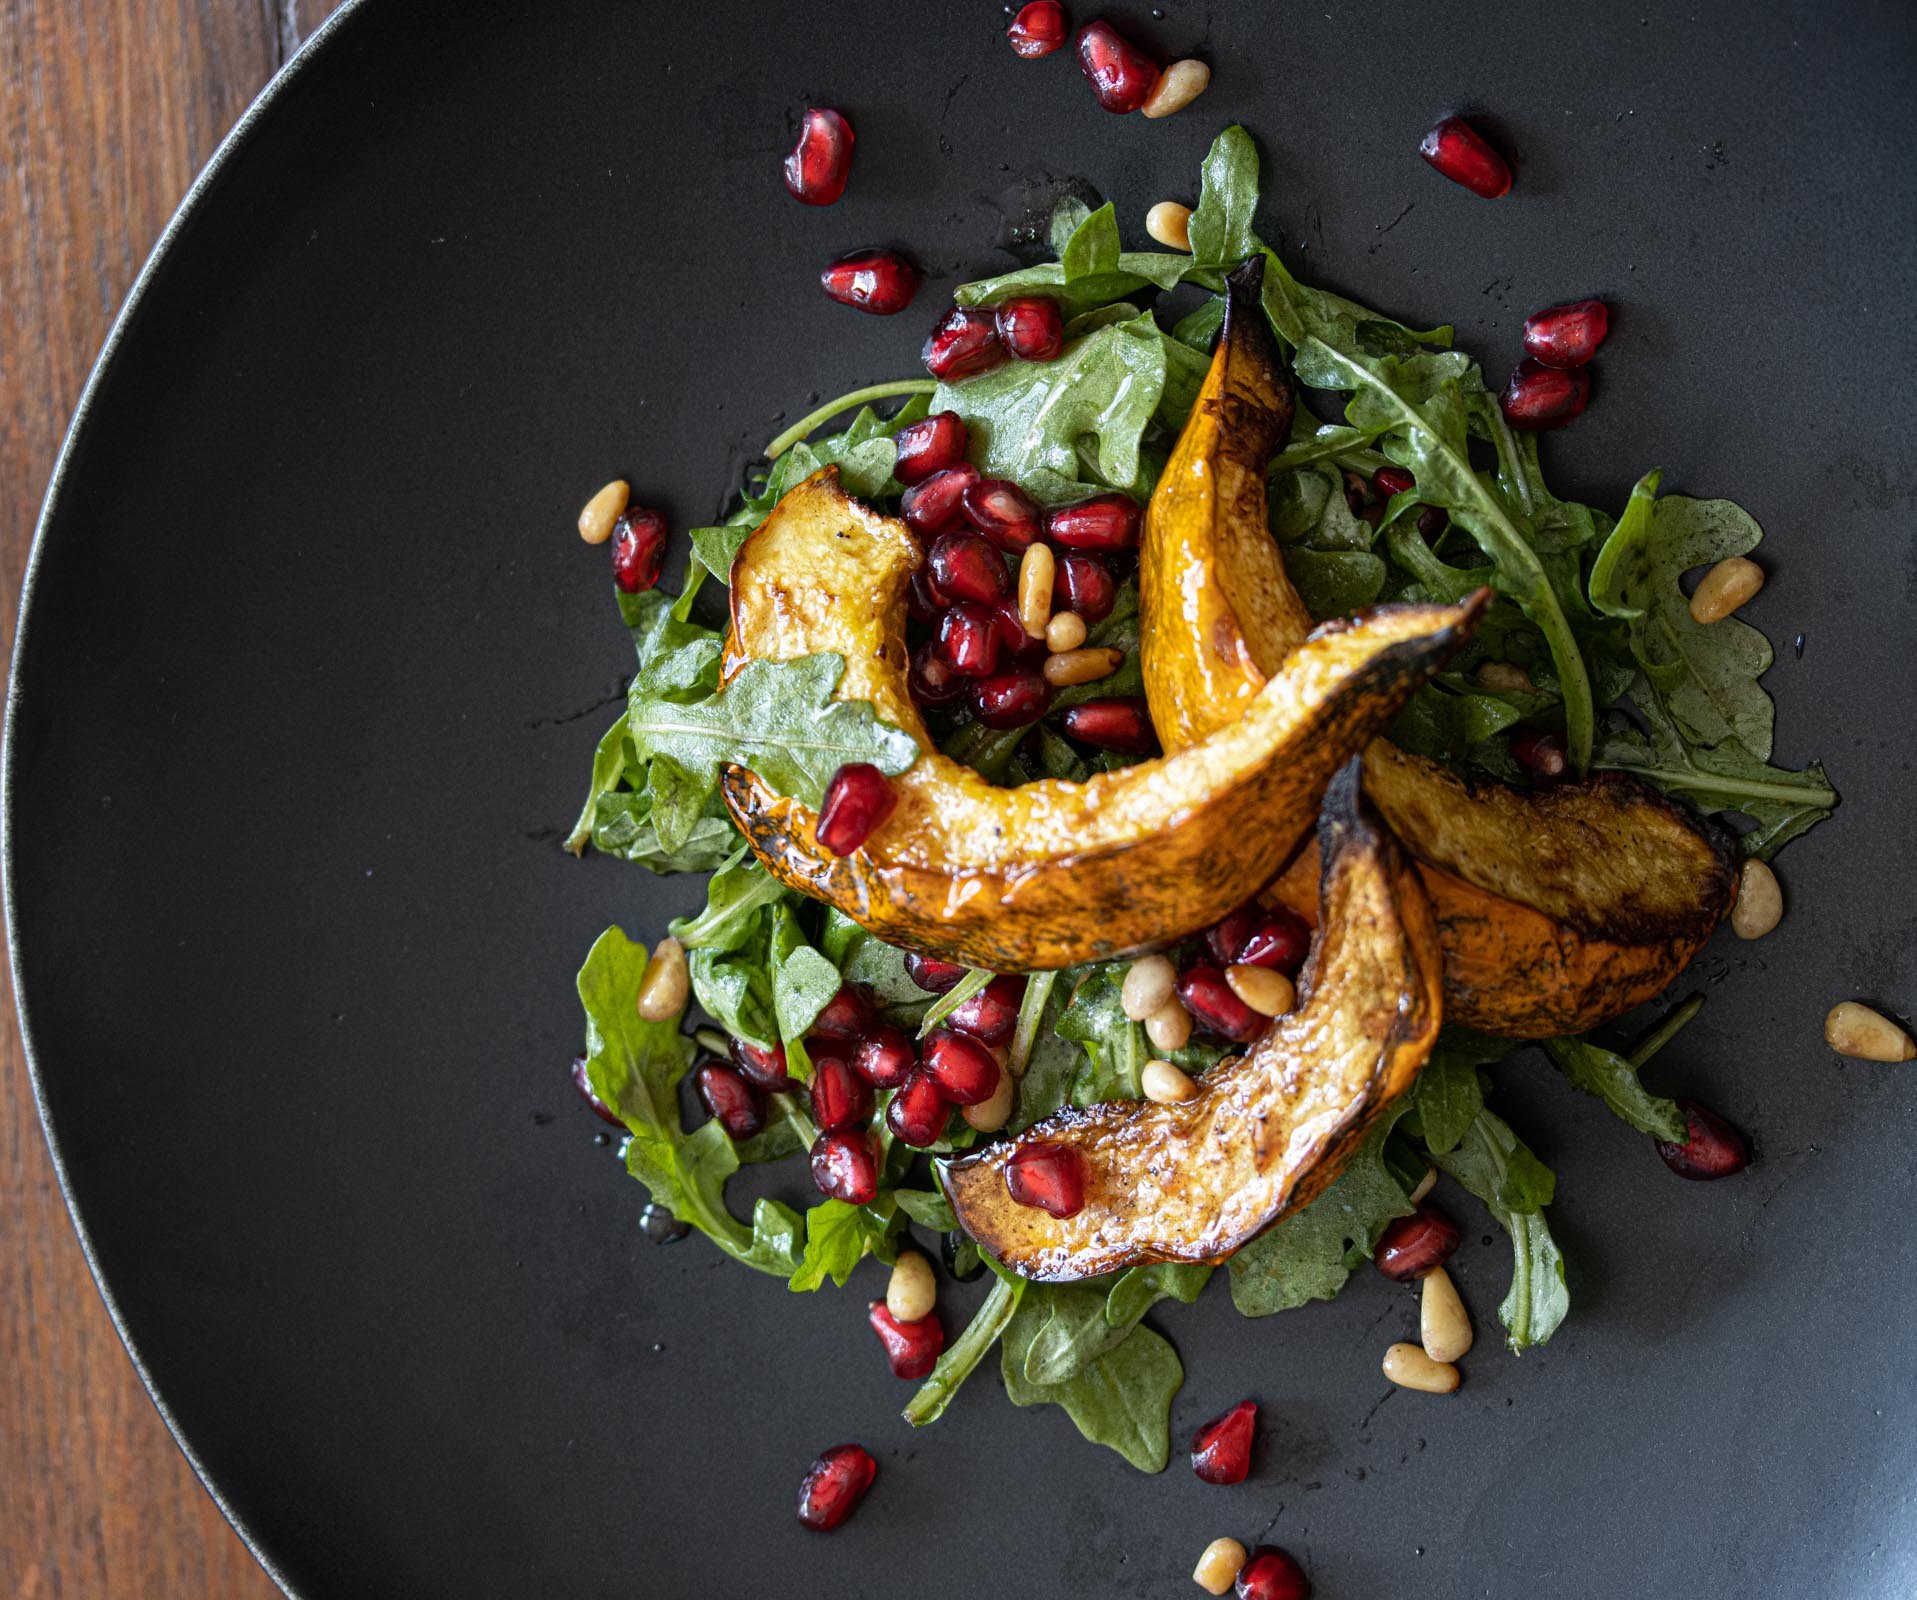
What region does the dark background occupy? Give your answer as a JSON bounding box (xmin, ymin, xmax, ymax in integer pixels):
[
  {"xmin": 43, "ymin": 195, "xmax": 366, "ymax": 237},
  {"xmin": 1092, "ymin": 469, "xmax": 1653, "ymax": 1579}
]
[{"xmin": 7, "ymin": 2, "xmax": 1916, "ymax": 1596}]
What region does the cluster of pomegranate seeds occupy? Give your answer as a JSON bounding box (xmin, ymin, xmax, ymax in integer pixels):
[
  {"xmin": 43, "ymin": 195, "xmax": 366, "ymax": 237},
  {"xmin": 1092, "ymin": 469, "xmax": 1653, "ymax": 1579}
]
[
  {"xmin": 893, "ymin": 411, "xmax": 969, "ymax": 484},
  {"xmin": 1190, "ymin": 1399, "xmax": 1257, "ymax": 1485},
  {"xmin": 1500, "ymin": 358, "xmax": 1591, "ymax": 432},
  {"xmin": 796, "ymin": 1443, "xmax": 877, "ymax": 1531},
  {"xmin": 817, "ymin": 763, "xmax": 898, "ymax": 855},
  {"xmin": 1523, "ymin": 299, "xmax": 1610, "ymax": 369},
  {"xmin": 810, "ymin": 1127, "xmax": 880, "ymax": 1204},
  {"xmin": 1208, "ymin": 903, "xmax": 1311, "ymax": 976},
  {"xmin": 1372, "ymin": 1202, "xmax": 1462, "ymax": 1281},
  {"xmin": 695, "ymin": 1061, "xmax": 767, "ymax": 1141},
  {"xmin": 570, "ymin": 1055, "xmax": 623, "ymax": 1127},
  {"xmin": 1655, "ymin": 1099, "xmax": 1751, "ymax": 1180},
  {"xmin": 1006, "ymin": 0, "xmax": 1069, "ymax": 58},
  {"xmin": 819, "ymin": 248, "xmax": 921, "ymax": 316},
  {"xmin": 1510, "ymin": 728, "xmax": 1570, "ymax": 787},
  {"xmin": 1176, "ymin": 964, "xmax": 1263, "ymax": 1043},
  {"xmin": 923, "ymin": 306, "xmax": 1008, "ymax": 381},
  {"xmin": 1234, "ymin": 1545, "xmax": 1312, "ymax": 1600},
  {"xmin": 1075, "ymin": 19, "xmax": 1160, "ymax": 113},
  {"xmin": 1005, "ymin": 1141, "xmax": 1087, "ymax": 1217},
  {"xmin": 610, "ymin": 507, "xmax": 668, "ymax": 594},
  {"xmin": 1417, "ymin": 114, "xmax": 1512, "ymax": 199},
  {"xmin": 867, "ymin": 1301, "xmax": 946, "ymax": 1378},
  {"xmin": 784, "ymin": 107, "xmax": 854, "ymax": 206}
]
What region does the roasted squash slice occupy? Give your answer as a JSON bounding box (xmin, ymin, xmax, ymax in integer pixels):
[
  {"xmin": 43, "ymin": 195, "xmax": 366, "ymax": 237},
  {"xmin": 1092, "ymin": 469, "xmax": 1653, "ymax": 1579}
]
[
  {"xmin": 1140, "ymin": 264, "xmax": 1737, "ymax": 1036},
  {"xmin": 718, "ymin": 468, "xmax": 1485, "ymax": 971},
  {"xmin": 940, "ymin": 762, "xmax": 1442, "ymax": 1280}
]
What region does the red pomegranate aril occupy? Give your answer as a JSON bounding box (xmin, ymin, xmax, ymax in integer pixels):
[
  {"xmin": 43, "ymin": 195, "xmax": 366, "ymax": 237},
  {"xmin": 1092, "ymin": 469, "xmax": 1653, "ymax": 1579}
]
[
  {"xmin": 1372, "ymin": 466, "xmax": 1416, "ymax": 499},
  {"xmin": 1058, "ymin": 698, "xmax": 1156, "ymax": 755},
  {"xmin": 852, "ymin": 1025, "xmax": 917, "ymax": 1090},
  {"xmin": 886, "ymin": 1070, "xmax": 951, "ymax": 1147},
  {"xmin": 817, "ymin": 763, "xmax": 898, "ymax": 856},
  {"xmin": 820, "ymin": 247, "xmax": 920, "ymax": 316},
  {"xmin": 811, "ymin": 983, "xmax": 873, "ymax": 1042},
  {"xmin": 1006, "ymin": 0, "xmax": 1069, "ymax": 58},
  {"xmin": 570, "ymin": 1054, "xmax": 623, "ymax": 1127},
  {"xmin": 808, "ymin": 1055, "xmax": 875, "ymax": 1133},
  {"xmin": 796, "ymin": 1443, "xmax": 877, "ymax": 1532},
  {"xmin": 1235, "ymin": 908, "xmax": 1312, "ymax": 976},
  {"xmin": 927, "ymin": 532, "xmax": 1010, "ymax": 604},
  {"xmin": 695, "ymin": 1062, "xmax": 766, "ymax": 1141},
  {"xmin": 1075, "ymin": 19, "xmax": 1160, "ymax": 113},
  {"xmin": 1235, "ymin": 1545, "xmax": 1311, "ymax": 1600},
  {"xmin": 1045, "ymin": 493, "xmax": 1140, "ymax": 551},
  {"xmin": 784, "ymin": 107, "xmax": 855, "ymax": 206},
  {"xmin": 1053, "ymin": 552, "xmax": 1116, "ymax": 623},
  {"xmin": 1523, "ymin": 299, "xmax": 1610, "ymax": 369},
  {"xmin": 1655, "ymin": 1099, "xmax": 1751, "ymax": 1181},
  {"xmin": 1373, "ymin": 1202, "xmax": 1461, "ymax": 1281},
  {"xmin": 1415, "ymin": 505, "xmax": 1448, "ymax": 541},
  {"xmin": 910, "ymin": 643, "xmax": 965, "ymax": 707},
  {"xmin": 988, "ymin": 597, "xmax": 1049, "ymax": 667},
  {"xmin": 961, "ymin": 478, "xmax": 1044, "ymax": 553},
  {"xmin": 901, "ymin": 463, "xmax": 981, "ymax": 536},
  {"xmin": 893, "ymin": 411, "xmax": 970, "ymax": 486},
  {"xmin": 970, "ymin": 670, "xmax": 1051, "ymax": 729},
  {"xmin": 810, "ymin": 1129, "xmax": 880, "ymax": 1204},
  {"xmin": 1177, "ymin": 964, "xmax": 1263, "ymax": 1043},
  {"xmin": 995, "ymin": 296, "xmax": 1065, "ymax": 363},
  {"xmin": 947, "ymin": 974, "xmax": 1027, "ymax": 1047},
  {"xmin": 868, "ymin": 1301, "xmax": 946, "ymax": 1379},
  {"xmin": 1418, "ymin": 114, "xmax": 1512, "ymax": 199},
  {"xmin": 937, "ymin": 601, "xmax": 1002, "ymax": 677},
  {"xmin": 729, "ymin": 1037, "xmax": 794, "ymax": 1093},
  {"xmin": 1191, "ymin": 1399, "xmax": 1258, "ymax": 1485},
  {"xmin": 908, "ymin": 569, "xmax": 947, "ymax": 622},
  {"xmin": 1500, "ymin": 358, "xmax": 1591, "ymax": 431},
  {"xmin": 905, "ymin": 952, "xmax": 969, "ymax": 994},
  {"xmin": 922, "ymin": 1028, "xmax": 1001, "ymax": 1106},
  {"xmin": 1005, "ymin": 1141, "xmax": 1087, "ymax": 1218},
  {"xmin": 923, "ymin": 305, "xmax": 1007, "ymax": 381},
  {"xmin": 1511, "ymin": 728, "xmax": 1570, "ymax": 787},
  {"xmin": 611, "ymin": 507, "xmax": 668, "ymax": 594}
]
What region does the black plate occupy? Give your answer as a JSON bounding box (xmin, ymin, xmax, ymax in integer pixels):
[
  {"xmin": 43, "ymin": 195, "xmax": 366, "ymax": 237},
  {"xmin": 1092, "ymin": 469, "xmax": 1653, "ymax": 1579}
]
[{"xmin": 9, "ymin": 2, "xmax": 1917, "ymax": 1595}]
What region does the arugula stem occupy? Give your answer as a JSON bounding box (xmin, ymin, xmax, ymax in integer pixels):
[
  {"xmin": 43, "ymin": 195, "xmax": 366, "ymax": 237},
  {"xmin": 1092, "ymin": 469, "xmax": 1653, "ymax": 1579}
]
[
  {"xmin": 1628, "ymin": 994, "xmax": 1705, "ymax": 1069},
  {"xmin": 764, "ymin": 380, "xmax": 938, "ymax": 461},
  {"xmin": 1009, "ymin": 971, "xmax": 1059, "ymax": 1076},
  {"xmin": 918, "ymin": 968, "xmax": 995, "ymax": 1038},
  {"xmin": 1486, "ymin": 405, "xmax": 1535, "ymax": 517},
  {"xmin": 1590, "ymin": 759, "xmax": 1838, "ymax": 808},
  {"xmin": 903, "ymin": 1275, "xmax": 1024, "ymax": 1427}
]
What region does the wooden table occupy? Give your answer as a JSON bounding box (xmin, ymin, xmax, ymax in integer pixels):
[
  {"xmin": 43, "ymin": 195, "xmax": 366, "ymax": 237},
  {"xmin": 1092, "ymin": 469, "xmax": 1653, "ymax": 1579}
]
[{"xmin": 2, "ymin": 4, "xmax": 338, "ymax": 1593}]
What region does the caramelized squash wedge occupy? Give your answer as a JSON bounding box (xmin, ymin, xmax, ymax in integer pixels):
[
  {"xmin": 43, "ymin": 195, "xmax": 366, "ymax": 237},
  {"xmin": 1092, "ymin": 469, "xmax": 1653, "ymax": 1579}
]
[
  {"xmin": 718, "ymin": 467, "xmax": 1485, "ymax": 972},
  {"xmin": 940, "ymin": 763, "xmax": 1442, "ymax": 1280},
  {"xmin": 1140, "ymin": 264, "xmax": 1737, "ymax": 1036}
]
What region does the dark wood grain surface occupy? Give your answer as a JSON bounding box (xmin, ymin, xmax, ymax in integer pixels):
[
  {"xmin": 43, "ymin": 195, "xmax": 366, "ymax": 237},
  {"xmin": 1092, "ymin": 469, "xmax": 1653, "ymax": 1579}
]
[{"xmin": 2, "ymin": 4, "xmax": 341, "ymax": 1594}]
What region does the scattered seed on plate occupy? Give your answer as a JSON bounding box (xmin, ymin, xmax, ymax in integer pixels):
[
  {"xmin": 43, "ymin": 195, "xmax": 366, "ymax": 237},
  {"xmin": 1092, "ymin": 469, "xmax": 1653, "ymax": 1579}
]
[
  {"xmin": 1824, "ymin": 1001, "xmax": 1915, "ymax": 1062},
  {"xmin": 1141, "ymin": 59, "xmax": 1210, "ymax": 119},
  {"xmin": 1146, "ymin": 200, "xmax": 1193, "ymax": 251},
  {"xmin": 1730, "ymin": 858, "xmax": 1783, "ymax": 940},
  {"xmin": 1420, "ymin": 1266, "xmax": 1473, "ymax": 1363},
  {"xmin": 1382, "ymin": 1341, "xmax": 1460, "ymax": 1394},
  {"xmin": 577, "ymin": 479, "xmax": 628, "ymax": 544},
  {"xmin": 1191, "ymin": 1536, "xmax": 1248, "ymax": 1595}
]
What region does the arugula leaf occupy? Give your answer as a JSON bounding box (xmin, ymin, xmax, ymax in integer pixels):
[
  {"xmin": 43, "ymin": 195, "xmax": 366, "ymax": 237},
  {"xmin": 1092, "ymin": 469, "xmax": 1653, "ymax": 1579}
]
[
  {"xmin": 1430, "ymin": 1108, "xmax": 1568, "ymax": 1350},
  {"xmin": 893, "ymin": 1188, "xmax": 958, "ymax": 1232},
  {"xmin": 955, "ymin": 202, "xmax": 1191, "ymax": 311},
  {"xmin": 1545, "ymin": 1035, "xmax": 1687, "ymax": 1141},
  {"xmin": 686, "ymin": 910, "xmax": 778, "ymax": 1051},
  {"xmin": 904, "ymin": 1275, "xmax": 1025, "ymax": 1427},
  {"xmin": 1056, "ymin": 966, "xmax": 1151, "ymax": 1101},
  {"xmin": 585, "ymin": 789, "xmax": 738, "ymax": 873},
  {"xmin": 670, "ymin": 848, "xmax": 788, "ymax": 949},
  {"xmin": 1286, "ymin": 547, "xmax": 1387, "ymax": 618},
  {"xmin": 789, "ymin": 1196, "xmax": 903, "ymax": 1292},
  {"xmin": 1405, "ymin": 1035, "xmax": 1497, "ymax": 1155},
  {"xmin": 819, "ymin": 909, "xmax": 938, "ymax": 1012},
  {"xmin": 1105, "ymin": 1262, "xmax": 1212, "ymax": 1331},
  {"xmin": 769, "ymin": 902, "xmax": 842, "ymax": 1078}
]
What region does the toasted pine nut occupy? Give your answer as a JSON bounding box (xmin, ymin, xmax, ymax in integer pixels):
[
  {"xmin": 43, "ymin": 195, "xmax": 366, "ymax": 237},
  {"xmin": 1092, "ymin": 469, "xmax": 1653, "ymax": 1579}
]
[
  {"xmin": 1476, "ymin": 660, "xmax": 1534, "ymax": 694},
  {"xmin": 1042, "ymin": 646, "xmax": 1123, "ymax": 688},
  {"xmin": 1045, "ymin": 611, "xmax": 1089, "ymax": 652},
  {"xmin": 1141, "ymin": 1058, "xmax": 1199, "ymax": 1104},
  {"xmin": 1408, "ymin": 1165, "xmax": 1437, "ymax": 1205},
  {"xmin": 578, "ymin": 479, "xmax": 629, "ymax": 545},
  {"xmin": 1141, "ymin": 58, "xmax": 1210, "ymax": 120},
  {"xmin": 1225, "ymin": 964, "xmax": 1295, "ymax": 1017},
  {"xmin": 1825, "ymin": 1001, "xmax": 1916, "ymax": 1063},
  {"xmin": 1146, "ymin": 200, "xmax": 1194, "ymax": 252},
  {"xmin": 885, "ymin": 1249, "xmax": 936, "ymax": 1323},
  {"xmin": 635, "ymin": 936, "xmax": 690, "ymax": 1021},
  {"xmin": 1192, "ymin": 1537, "xmax": 1248, "ymax": 1595},
  {"xmin": 963, "ymin": 1060, "xmax": 1016, "ymax": 1132},
  {"xmin": 1018, "ymin": 543, "xmax": 1055, "ymax": 638},
  {"xmin": 1120, "ymin": 954, "xmax": 1177, "ymax": 1021},
  {"xmin": 1382, "ymin": 1341, "xmax": 1460, "ymax": 1394},
  {"xmin": 1688, "ymin": 556, "xmax": 1765, "ymax": 624},
  {"xmin": 1420, "ymin": 1266, "xmax": 1473, "ymax": 1363},
  {"xmin": 1730, "ymin": 858, "xmax": 1783, "ymax": 940},
  {"xmin": 1145, "ymin": 998, "xmax": 1193, "ymax": 1053}
]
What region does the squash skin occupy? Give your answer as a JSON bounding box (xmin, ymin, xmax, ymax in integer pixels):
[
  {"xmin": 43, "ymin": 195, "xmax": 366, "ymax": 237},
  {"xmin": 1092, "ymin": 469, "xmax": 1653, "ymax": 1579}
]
[
  {"xmin": 939, "ymin": 762, "xmax": 1443, "ymax": 1280},
  {"xmin": 718, "ymin": 467, "xmax": 1485, "ymax": 972}
]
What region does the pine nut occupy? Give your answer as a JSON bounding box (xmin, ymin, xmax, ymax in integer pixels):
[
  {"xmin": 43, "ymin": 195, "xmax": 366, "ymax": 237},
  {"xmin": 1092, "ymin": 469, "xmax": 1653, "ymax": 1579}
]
[
  {"xmin": 1018, "ymin": 543, "xmax": 1055, "ymax": 638},
  {"xmin": 1825, "ymin": 1001, "xmax": 1916, "ymax": 1063},
  {"xmin": 1225, "ymin": 964, "xmax": 1295, "ymax": 1017},
  {"xmin": 1042, "ymin": 646, "xmax": 1123, "ymax": 688},
  {"xmin": 1141, "ymin": 1058, "xmax": 1199, "ymax": 1104},
  {"xmin": 886, "ymin": 1249, "xmax": 937, "ymax": 1323},
  {"xmin": 1408, "ymin": 1165, "xmax": 1437, "ymax": 1205},
  {"xmin": 578, "ymin": 479, "xmax": 629, "ymax": 545},
  {"xmin": 1688, "ymin": 556, "xmax": 1765, "ymax": 624},
  {"xmin": 635, "ymin": 936, "xmax": 690, "ymax": 1021},
  {"xmin": 1729, "ymin": 858, "xmax": 1783, "ymax": 940},
  {"xmin": 1141, "ymin": 58, "xmax": 1210, "ymax": 120},
  {"xmin": 1476, "ymin": 660, "xmax": 1533, "ymax": 694},
  {"xmin": 1121, "ymin": 954, "xmax": 1177, "ymax": 1020},
  {"xmin": 1420, "ymin": 1266, "xmax": 1473, "ymax": 1363},
  {"xmin": 963, "ymin": 1059, "xmax": 1016, "ymax": 1131},
  {"xmin": 1045, "ymin": 611, "xmax": 1089, "ymax": 652},
  {"xmin": 1146, "ymin": 200, "xmax": 1193, "ymax": 252},
  {"xmin": 1192, "ymin": 1537, "xmax": 1248, "ymax": 1595},
  {"xmin": 1144, "ymin": 998, "xmax": 1193, "ymax": 1053},
  {"xmin": 1382, "ymin": 1341, "xmax": 1460, "ymax": 1394}
]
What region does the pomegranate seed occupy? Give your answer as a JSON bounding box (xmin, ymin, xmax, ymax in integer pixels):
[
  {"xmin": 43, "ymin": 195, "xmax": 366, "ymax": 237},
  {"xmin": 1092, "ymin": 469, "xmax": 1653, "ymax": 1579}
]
[
  {"xmin": 729, "ymin": 1037, "xmax": 795, "ymax": 1093},
  {"xmin": 611, "ymin": 508, "xmax": 668, "ymax": 594},
  {"xmin": 1417, "ymin": 114, "xmax": 1512, "ymax": 199},
  {"xmin": 1511, "ymin": 728, "xmax": 1570, "ymax": 787},
  {"xmin": 905, "ymin": 952, "xmax": 968, "ymax": 994},
  {"xmin": 1177, "ymin": 964, "xmax": 1263, "ymax": 1043},
  {"xmin": 1655, "ymin": 1099, "xmax": 1751, "ymax": 1180},
  {"xmin": 1190, "ymin": 1399, "xmax": 1257, "ymax": 1485},
  {"xmin": 868, "ymin": 1301, "xmax": 946, "ymax": 1379},
  {"xmin": 1052, "ymin": 552, "xmax": 1116, "ymax": 622},
  {"xmin": 961, "ymin": 478, "xmax": 1044, "ymax": 553},
  {"xmin": 893, "ymin": 411, "xmax": 969, "ymax": 486},
  {"xmin": 694, "ymin": 1062, "xmax": 767, "ymax": 1140},
  {"xmin": 783, "ymin": 107, "xmax": 854, "ymax": 206},
  {"xmin": 1208, "ymin": 905, "xmax": 1311, "ymax": 976},
  {"xmin": 947, "ymin": 975, "xmax": 1027, "ymax": 1046},
  {"xmin": 922, "ymin": 1028, "xmax": 1001, "ymax": 1105},
  {"xmin": 810, "ymin": 1129, "xmax": 879, "ymax": 1204},
  {"xmin": 1523, "ymin": 299, "xmax": 1610, "ymax": 369},
  {"xmin": 816, "ymin": 763, "xmax": 898, "ymax": 856},
  {"xmin": 995, "ymin": 297, "xmax": 1065, "ymax": 363},
  {"xmin": 852, "ymin": 1024, "xmax": 917, "ymax": 1090},
  {"xmin": 808, "ymin": 1055, "xmax": 875, "ymax": 1133},
  {"xmin": 1372, "ymin": 467, "xmax": 1416, "ymax": 499},
  {"xmin": 1372, "ymin": 1202, "xmax": 1461, "ymax": 1281},
  {"xmin": 901, "ymin": 464, "xmax": 981, "ymax": 536},
  {"xmin": 1234, "ymin": 1545, "xmax": 1311, "ymax": 1600},
  {"xmin": 1058, "ymin": 698, "xmax": 1156, "ymax": 755},
  {"xmin": 910, "ymin": 643, "xmax": 965, "ymax": 707},
  {"xmin": 1004, "ymin": 1141, "xmax": 1087, "ymax": 1218},
  {"xmin": 970, "ymin": 670, "xmax": 1051, "ymax": 729},
  {"xmin": 908, "ymin": 570, "xmax": 947, "ymax": 624},
  {"xmin": 1075, "ymin": 19, "xmax": 1160, "ymax": 113},
  {"xmin": 1499, "ymin": 358, "xmax": 1590, "ymax": 431},
  {"xmin": 820, "ymin": 247, "xmax": 921, "ymax": 316},
  {"xmin": 1044, "ymin": 493, "xmax": 1140, "ymax": 551},
  {"xmin": 1006, "ymin": 0, "xmax": 1069, "ymax": 58},
  {"xmin": 923, "ymin": 305, "xmax": 1007, "ymax": 381},
  {"xmin": 1415, "ymin": 505, "xmax": 1448, "ymax": 541},
  {"xmin": 937, "ymin": 601, "xmax": 1002, "ymax": 677},
  {"xmin": 570, "ymin": 1054, "xmax": 623, "ymax": 1127},
  {"xmin": 927, "ymin": 532, "xmax": 1010, "ymax": 604},
  {"xmin": 796, "ymin": 1443, "xmax": 876, "ymax": 1532},
  {"xmin": 988, "ymin": 597, "xmax": 1048, "ymax": 667},
  {"xmin": 886, "ymin": 1070, "xmax": 950, "ymax": 1147},
  {"xmin": 811, "ymin": 984, "xmax": 873, "ymax": 1042}
]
